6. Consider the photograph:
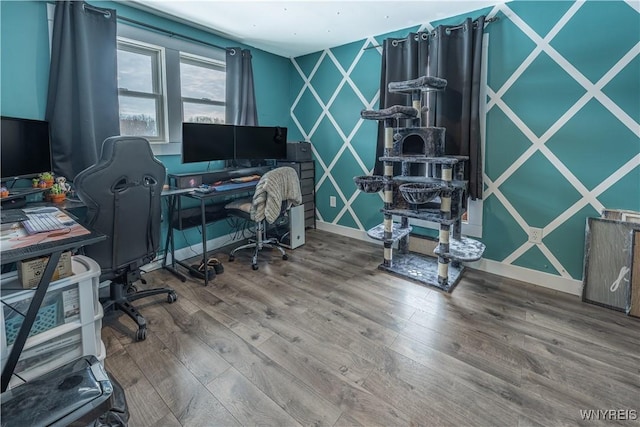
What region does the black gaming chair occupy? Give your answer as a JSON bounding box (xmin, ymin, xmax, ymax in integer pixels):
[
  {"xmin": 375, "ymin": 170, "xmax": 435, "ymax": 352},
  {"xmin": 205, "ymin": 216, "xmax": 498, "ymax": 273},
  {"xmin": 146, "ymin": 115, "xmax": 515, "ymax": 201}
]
[{"xmin": 75, "ymin": 136, "xmax": 177, "ymax": 341}]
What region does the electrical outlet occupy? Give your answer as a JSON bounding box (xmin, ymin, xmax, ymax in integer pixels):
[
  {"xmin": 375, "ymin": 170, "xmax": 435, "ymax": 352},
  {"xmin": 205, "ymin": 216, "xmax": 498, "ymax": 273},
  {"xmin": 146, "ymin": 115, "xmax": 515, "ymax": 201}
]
[
  {"xmin": 329, "ymin": 196, "xmax": 336, "ymax": 207},
  {"xmin": 529, "ymin": 227, "xmax": 543, "ymax": 244}
]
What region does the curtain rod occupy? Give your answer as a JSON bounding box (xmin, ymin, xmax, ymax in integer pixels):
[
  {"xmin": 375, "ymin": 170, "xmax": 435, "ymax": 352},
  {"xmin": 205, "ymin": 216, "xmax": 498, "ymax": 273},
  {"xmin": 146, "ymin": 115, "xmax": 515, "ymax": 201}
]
[
  {"xmin": 364, "ymin": 16, "xmax": 497, "ymax": 50},
  {"xmin": 81, "ymin": 2, "xmax": 232, "ymax": 53}
]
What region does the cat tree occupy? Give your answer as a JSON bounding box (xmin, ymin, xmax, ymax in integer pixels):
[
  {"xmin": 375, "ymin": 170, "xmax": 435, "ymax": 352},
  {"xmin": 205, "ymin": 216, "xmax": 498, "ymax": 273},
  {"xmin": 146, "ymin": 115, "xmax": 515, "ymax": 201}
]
[{"xmin": 355, "ymin": 75, "xmax": 485, "ymax": 292}]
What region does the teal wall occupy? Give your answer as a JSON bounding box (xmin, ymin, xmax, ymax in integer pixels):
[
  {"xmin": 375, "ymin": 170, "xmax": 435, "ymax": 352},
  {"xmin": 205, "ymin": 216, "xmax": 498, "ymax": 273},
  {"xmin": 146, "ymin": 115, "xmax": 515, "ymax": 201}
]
[
  {"xmin": 0, "ymin": 0, "xmax": 292, "ymax": 253},
  {"xmin": 289, "ymin": 0, "xmax": 640, "ymax": 281},
  {"xmin": 1, "ymin": 1, "xmax": 51, "ymax": 118},
  {"xmin": 2, "ymin": 1, "xmax": 638, "ymax": 280}
]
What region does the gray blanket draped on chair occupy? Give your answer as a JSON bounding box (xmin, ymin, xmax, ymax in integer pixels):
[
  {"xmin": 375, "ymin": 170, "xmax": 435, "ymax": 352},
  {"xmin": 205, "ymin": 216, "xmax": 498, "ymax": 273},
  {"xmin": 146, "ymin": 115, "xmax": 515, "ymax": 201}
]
[{"xmin": 251, "ymin": 167, "xmax": 302, "ymax": 224}]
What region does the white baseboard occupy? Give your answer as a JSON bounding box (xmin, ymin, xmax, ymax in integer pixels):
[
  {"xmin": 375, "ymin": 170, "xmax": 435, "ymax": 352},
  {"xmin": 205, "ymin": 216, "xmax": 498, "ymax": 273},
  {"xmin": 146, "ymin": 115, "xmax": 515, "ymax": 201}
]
[
  {"xmin": 316, "ymin": 221, "xmax": 582, "ymax": 296},
  {"xmin": 316, "ymin": 221, "xmax": 379, "ymax": 243},
  {"xmin": 466, "ymin": 258, "xmax": 583, "ymax": 296}
]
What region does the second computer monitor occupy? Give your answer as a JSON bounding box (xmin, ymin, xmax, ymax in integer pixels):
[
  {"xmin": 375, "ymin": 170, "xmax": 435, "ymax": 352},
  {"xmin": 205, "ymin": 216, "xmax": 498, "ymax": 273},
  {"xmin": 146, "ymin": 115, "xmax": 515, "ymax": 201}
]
[{"xmin": 234, "ymin": 125, "xmax": 287, "ymax": 160}]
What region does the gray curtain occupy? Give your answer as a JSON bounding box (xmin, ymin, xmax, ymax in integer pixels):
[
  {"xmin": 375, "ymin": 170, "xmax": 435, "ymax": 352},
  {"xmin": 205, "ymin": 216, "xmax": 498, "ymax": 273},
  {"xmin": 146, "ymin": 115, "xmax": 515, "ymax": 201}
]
[
  {"xmin": 46, "ymin": 1, "xmax": 120, "ymax": 181},
  {"xmin": 373, "ymin": 32, "xmax": 430, "ymax": 178},
  {"xmin": 426, "ymin": 17, "xmax": 485, "ymax": 200},
  {"xmin": 225, "ymin": 48, "xmax": 258, "ymax": 126},
  {"xmin": 374, "ymin": 16, "xmax": 485, "ymax": 200}
]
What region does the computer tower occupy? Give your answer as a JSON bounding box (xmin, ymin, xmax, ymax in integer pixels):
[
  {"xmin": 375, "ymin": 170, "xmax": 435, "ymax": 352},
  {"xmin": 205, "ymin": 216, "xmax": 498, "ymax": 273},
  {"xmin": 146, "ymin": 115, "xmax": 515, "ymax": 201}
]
[{"xmin": 270, "ymin": 204, "xmax": 305, "ymax": 249}]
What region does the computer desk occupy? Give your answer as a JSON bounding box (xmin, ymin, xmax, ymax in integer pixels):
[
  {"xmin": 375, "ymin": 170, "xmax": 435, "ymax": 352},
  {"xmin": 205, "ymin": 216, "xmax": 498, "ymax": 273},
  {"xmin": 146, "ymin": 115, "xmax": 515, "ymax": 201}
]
[
  {"xmin": 162, "ymin": 182, "xmax": 258, "ymax": 286},
  {"xmin": 0, "ymin": 207, "xmax": 105, "ymax": 392}
]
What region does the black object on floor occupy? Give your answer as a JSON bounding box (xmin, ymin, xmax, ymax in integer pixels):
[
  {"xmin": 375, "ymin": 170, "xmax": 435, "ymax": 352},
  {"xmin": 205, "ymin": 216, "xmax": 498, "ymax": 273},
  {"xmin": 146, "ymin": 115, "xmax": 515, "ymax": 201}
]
[
  {"xmin": 207, "ymin": 257, "xmax": 224, "ymax": 274},
  {"xmin": 189, "ymin": 263, "xmax": 215, "ymax": 280}
]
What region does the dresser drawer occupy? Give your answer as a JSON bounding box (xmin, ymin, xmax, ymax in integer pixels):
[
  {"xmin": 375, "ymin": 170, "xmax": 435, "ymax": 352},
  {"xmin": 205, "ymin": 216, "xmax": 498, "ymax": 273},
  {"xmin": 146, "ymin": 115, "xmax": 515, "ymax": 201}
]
[
  {"xmin": 300, "ymin": 169, "xmax": 314, "ymax": 180},
  {"xmin": 299, "ymin": 161, "xmax": 314, "ymax": 171},
  {"xmin": 305, "ymin": 208, "xmax": 315, "ymax": 220},
  {"xmin": 302, "ymin": 193, "xmax": 314, "ymax": 204},
  {"xmin": 304, "ymin": 201, "xmax": 315, "ymax": 213},
  {"xmin": 300, "ymin": 178, "xmax": 314, "ymax": 195}
]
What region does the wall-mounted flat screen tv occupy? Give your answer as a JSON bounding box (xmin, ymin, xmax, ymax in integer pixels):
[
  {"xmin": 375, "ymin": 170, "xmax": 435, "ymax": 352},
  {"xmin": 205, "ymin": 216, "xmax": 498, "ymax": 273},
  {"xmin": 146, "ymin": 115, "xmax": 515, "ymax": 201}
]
[
  {"xmin": 182, "ymin": 122, "xmax": 235, "ymax": 163},
  {"xmin": 1, "ymin": 116, "xmax": 53, "ymax": 182},
  {"xmin": 235, "ymin": 125, "xmax": 287, "ymax": 160}
]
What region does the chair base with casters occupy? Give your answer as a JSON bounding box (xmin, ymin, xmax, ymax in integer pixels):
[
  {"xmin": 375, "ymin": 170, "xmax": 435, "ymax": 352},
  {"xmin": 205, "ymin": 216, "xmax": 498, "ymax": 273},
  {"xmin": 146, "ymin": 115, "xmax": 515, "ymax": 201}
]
[
  {"xmin": 102, "ymin": 268, "xmax": 177, "ymax": 341},
  {"xmin": 228, "ymin": 217, "xmax": 288, "ymax": 270},
  {"xmin": 226, "ymin": 167, "xmax": 302, "ymax": 270}
]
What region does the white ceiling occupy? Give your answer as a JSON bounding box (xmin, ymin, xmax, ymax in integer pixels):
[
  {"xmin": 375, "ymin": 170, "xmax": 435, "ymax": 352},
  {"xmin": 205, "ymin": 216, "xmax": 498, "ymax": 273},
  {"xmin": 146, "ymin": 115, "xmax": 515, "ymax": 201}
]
[{"xmin": 128, "ymin": 0, "xmax": 503, "ymax": 57}]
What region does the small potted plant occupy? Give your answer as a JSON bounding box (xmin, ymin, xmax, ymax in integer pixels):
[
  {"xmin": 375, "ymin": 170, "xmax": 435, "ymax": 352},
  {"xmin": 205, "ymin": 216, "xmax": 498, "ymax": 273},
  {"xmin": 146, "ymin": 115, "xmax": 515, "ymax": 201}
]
[
  {"xmin": 38, "ymin": 172, "xmax": 55, "ymax": 188},
  {"xmin": 0, "ymin": 187, "xmax": 9, "ymax": 198},
  {"xmin": 46, "ymin": 183, "xmax": 66, "ymax": 203}
]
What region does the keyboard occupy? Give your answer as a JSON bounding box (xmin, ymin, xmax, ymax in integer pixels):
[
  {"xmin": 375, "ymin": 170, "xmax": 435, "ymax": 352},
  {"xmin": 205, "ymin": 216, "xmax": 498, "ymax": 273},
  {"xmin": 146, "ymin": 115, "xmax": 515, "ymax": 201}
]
[
  {"xmin": 22, "ymin": 212, "xmax": 70, "ymax": 235},
  {"xmin": 213, "ymin": 181, "xmax": 258, "ymax": 192},
  {"xmin": 0, "ymin": 209, "xmax": 29, "ymax": 224}
]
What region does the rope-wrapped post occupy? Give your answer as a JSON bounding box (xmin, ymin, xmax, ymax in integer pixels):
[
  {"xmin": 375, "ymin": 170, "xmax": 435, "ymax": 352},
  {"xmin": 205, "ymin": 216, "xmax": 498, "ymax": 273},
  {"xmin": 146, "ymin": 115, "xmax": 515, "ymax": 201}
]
[
  {"xmin": 438, "ymin": 163, "xmax": 454, "ymax": 286},
  {"xmin": 440, "ymin": 164, "xmax": 453, "ymax": 220},
  {"xmin": 438, "ymin": 223, "xmax": 450, "ymax": 286},
  {"xmin": 383, "ymin": 241, "xmax": 393, "ymax": 267},
  {"xmin": 383, "ymin": 118, "xmax": 395, "ymax": 266},
  {"xmin": 383, "ymin": 118, "xmax": 394, "ymax": 211}
]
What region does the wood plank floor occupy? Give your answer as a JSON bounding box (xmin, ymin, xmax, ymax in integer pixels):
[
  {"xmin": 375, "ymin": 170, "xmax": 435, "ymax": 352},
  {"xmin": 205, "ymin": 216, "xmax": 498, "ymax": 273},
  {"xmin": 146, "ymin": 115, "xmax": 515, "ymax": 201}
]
[{"xmin": 102, "ymin": 230, "xmax": 640, "ymax": 427}]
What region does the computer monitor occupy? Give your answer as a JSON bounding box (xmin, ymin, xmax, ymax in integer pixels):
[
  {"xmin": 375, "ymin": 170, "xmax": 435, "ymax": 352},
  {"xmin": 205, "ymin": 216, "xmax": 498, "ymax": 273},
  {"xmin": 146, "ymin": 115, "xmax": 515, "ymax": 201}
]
[
  {"xmin": 1, "ymin": 116, "xmax": 53, "ymax": 182},
  {"xmin": 234, "ymin": 125, "xmax": 287, "ymax": 160},
  {"xmin": 182, "ymin": 122, "xmax": 235, "ymax": 164}
]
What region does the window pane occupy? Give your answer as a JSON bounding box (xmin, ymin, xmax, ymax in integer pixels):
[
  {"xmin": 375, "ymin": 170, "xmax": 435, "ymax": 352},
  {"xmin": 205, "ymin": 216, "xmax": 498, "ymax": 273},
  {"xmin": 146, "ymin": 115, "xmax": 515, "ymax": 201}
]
[
  {"xmin": 180, "ymin": 61, "xmax": 225, "ymax": 100},
  {"xmin": 183, "ymin": 102, "xmax": 225, "ymax": 124},
  {"xmin": 119, "ymin": 96, "xmax": 159, "ymax": 137},
  {"xmin": 117, "ymin": 48, "xmax": 153, "ymax": 93}
]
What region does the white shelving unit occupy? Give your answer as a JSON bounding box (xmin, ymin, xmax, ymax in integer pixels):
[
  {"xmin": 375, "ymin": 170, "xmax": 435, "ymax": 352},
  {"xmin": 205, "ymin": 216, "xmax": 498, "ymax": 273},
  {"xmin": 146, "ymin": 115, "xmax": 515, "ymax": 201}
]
[{"xmin": 0, "ymin": 255, "xmax": 104, "ymax": 390}]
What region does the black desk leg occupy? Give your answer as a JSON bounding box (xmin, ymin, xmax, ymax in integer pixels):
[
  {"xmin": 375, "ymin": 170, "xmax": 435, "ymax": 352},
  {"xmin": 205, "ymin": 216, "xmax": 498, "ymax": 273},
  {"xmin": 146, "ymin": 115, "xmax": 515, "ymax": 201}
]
[
  {"xmin": 162, "ymin": 195, "xmax": 186, "ymax": 282},
  {"xmin": 201, "ymin": 198, "xmax": 209, "ymax": 286},
  {"xmin": 1, "ymin": 251, "xmax": 61, "ymax": 393}
]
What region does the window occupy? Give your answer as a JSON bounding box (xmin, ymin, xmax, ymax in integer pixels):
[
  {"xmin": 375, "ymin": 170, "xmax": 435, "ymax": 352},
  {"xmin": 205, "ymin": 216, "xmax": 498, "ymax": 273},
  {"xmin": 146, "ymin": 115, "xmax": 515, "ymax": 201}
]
[
  {"xmin": 180, "ymin": 54, "xmax": 225, "ymax": 124},
  {"xmin": 46, "ymin": 9, "xmax": 228, "ymax": 155},
  {"xmin": 117, "ymin": 39, "xmax": 166, "ymax": 141},
  {"xmin": 116, "ymin": 23, "xmax": 226, "ymax": 155}
]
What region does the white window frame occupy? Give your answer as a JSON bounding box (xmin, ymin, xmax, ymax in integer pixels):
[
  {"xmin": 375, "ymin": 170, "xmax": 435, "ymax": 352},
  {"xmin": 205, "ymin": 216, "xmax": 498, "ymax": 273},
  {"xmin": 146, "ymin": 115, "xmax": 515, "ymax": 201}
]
[
  {"xmin": 179, "ymin": 52, "xmax": 226, "ymax": 123},
  {"xmin": 117, "ymin": 38, "xmax": 168, "ymax": 143}
]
